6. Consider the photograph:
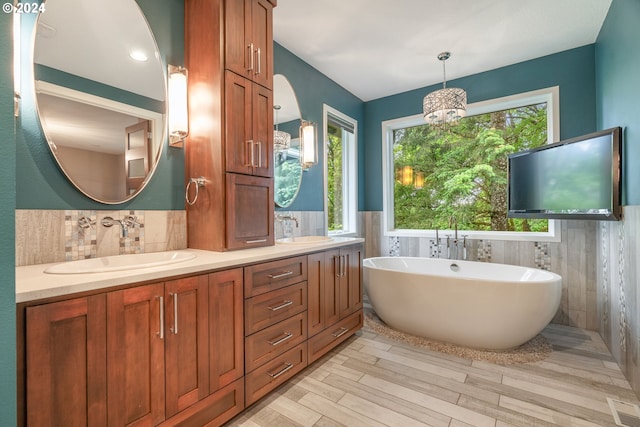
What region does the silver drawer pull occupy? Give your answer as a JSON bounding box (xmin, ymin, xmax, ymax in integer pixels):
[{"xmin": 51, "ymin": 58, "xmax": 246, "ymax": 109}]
[
  {"xmin": 267, "ymin": 270, "xmax": 293, "ymax": 279},
  {"xmin": 331, "ymin": 327, "xmax": 350, "ymax": 338},
  {"xmin": 267, "ymin": 300, "xmax": 293, "ymax": 311},
  {"xmin": 267, "ymin": 332, "xmax": 293, "ymax": 346},
  {"xmin": 246, "ymin": 239, "xmax": 267, "ymax": 244},
  {"xmin": 267, "ymin": 362, "xmax": 294, "ymax": 379}
]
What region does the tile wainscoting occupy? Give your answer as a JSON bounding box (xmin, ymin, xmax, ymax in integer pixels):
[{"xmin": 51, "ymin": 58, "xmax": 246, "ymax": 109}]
[
  {"xmin": 359, "ymin": 211, "xmax": 598, "ymax": 330},
  {"xmin": 15, "ymin": 209, "xmax": 187, "ymax": 266},
  {"xmin": 598, "ymin": 205, "xmax": 640, "ymax": 396}
]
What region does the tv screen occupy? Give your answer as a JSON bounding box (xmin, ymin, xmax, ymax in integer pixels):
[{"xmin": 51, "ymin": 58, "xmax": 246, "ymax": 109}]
[{"xmin": 508, "ymin": 127, "xmax": 622, "ymax": 220}]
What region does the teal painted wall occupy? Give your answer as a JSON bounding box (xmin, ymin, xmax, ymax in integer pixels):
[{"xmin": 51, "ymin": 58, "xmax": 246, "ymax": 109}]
[
  {"xmin": 274, "ymin": 42, "xmax": 365, "ymax": 211},
  {"xmin": 0, "ymin": 11, "xmax": 16, "ymax": 427},
  {"xmin": 596, "ymin": 0, "xmax": 640, "ymax": 206},
  {"xmin": 363, "ymin": 45, "xmax": 598, "ymax": 211},
  {"xmin": 16, "ymin": 0, "xmax": 185, "ymax": 210}
]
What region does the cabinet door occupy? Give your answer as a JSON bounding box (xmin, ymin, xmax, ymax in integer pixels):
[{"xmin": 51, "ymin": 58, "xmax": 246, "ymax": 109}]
[
  {"xmin": 224, "ymin": 0, "xmax": 273, "ymax": 89},
  {"xmin": 225, "ymin": 71, "xmax": 254, "ymax": 175},
  {"xmin": 339, "ymin": 246, "xmax": 364, "ymax": 319},
  {"xmin": 209, "ymin": 268, "xmax": 245, "ymax": 392},
  {"xmin": 250, "ymin": 0, "xmax": 273, "ymax": 89},
  {"xmin": 165, "ymin": 275, "xmax": 209, "ymax": 418},
  {"xmin": 252, "ymin": 82, "xmax": 273, "ymax": 177},
  {"xmin": 324, "ymin": 249, "xmax": 341, "ymax": 327},
  {"xmin": 226, "ymin": 173, "xmax": 274, "ymax": 249},
  {"xmin": 224, "ymin": 0, "xmax": 251, "ymax": 79},
  {"xmin": 307, "ymin": 252, "xmax": 325, "ymax": 337},
  {"xmin": 26, "ymin": 296, "xmax": 107, "ymax": 427},
  {"xmin": 107, "ymin": 283, "xmax": 165, "ymax": 427}
]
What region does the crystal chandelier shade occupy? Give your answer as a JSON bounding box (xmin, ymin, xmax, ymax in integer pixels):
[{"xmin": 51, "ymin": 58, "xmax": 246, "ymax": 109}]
[
  {"xmin": 273, "ymin": 105, "xmax": 291, "ymax": 153},
  {"xmin": 423, "ymin": 52, "xmax": 467, "ymax": 126},
  {"xmin": 273, "ymin": 129, "xmax": 291, "ymax": 152}
]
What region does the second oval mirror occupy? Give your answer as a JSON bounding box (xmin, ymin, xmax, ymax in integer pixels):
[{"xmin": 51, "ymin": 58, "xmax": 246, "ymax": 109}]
[
  {"xmin": 274, "ymin": 74, "xmax": 303, "ymax": 208},
  {"xmin": 33, "ymin": 0, "xmax": 166, "ymax": 204}
]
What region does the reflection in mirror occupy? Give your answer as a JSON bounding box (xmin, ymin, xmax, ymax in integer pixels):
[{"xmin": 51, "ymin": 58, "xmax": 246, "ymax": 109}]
[
  {"xmin": 33, "ymin": 0, "xmax": 166, "ymax": 204},
  {"xmin": 274, "ymin": 74, "xmax": 303, "ymax": 208}
]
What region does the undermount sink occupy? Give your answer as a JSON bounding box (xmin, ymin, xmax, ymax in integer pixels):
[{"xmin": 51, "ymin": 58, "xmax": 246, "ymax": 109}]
[
  {"xmin": 276, "ymin": 236, "xmax": 333, "ymax": 245},
  {"xmin": 44, "ymin": 251, "xmax": 197, "ymax": 274}
]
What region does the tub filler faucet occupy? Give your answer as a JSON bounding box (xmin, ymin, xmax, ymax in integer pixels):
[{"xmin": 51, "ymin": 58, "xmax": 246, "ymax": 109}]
[{"xmin": 448, "ymin": 215, "xmax": 459, "ymax": 259}]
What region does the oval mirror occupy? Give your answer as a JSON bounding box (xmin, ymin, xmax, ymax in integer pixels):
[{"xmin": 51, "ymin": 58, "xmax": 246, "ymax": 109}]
[
  {"xmin": 274, "ymin": 74, "xmax": 303, "ymax": 208},
  {"xmin": 33, "ymin": 0, "xmax": 166, "ymax": 204}
]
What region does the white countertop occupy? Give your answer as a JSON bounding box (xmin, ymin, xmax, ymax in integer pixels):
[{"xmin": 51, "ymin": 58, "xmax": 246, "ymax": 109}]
[{"xmin": 16, "ymin": 237, "xmax": 364, "ymax": 303}]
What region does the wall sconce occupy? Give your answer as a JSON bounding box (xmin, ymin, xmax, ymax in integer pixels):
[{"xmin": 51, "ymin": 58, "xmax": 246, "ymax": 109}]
[
  {"xmin": 414, "ymin": 172, "xmax": 425, "ymax": 189},
  {"xmin": 168, "ymin": 65, "xmax": 189, "ymax": 147},
  {"xmin": 300, "ymin": 120, "xmax": 318, "ymax": 170}
]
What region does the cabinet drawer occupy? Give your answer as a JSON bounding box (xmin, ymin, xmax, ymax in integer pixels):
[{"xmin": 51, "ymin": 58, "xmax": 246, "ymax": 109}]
[
  {"xmin": 245, "ymin": 312, "xmax": 307, "ymax": 372},
  {"xmin": 245, "ymin": 344, "xmax": 307, "ymax": 406},
  {"xmin": 308, "ymin": 310, "xmax": 363, "ymax": 364},
  {"xmin": 244, "ymin": 256, "xmax": 307, "ymax": 297},
  {"xmin": 245, "ymin": 282, "xmax": 307, "ymax": 335}
]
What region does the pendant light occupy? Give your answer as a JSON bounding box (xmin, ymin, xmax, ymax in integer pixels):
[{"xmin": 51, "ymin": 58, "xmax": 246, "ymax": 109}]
[{"xmin": 422, "ymin": 52, "xmax": 467, "ymax": 126}]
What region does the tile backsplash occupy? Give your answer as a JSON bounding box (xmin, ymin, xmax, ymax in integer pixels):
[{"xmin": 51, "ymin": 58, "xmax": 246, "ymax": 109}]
[{"xmin": 16, "ymin": 209, "xmax": 187, "ymax": 266}]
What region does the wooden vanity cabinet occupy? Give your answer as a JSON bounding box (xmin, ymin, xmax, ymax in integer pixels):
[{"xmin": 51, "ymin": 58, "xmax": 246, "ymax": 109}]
[
  {"xmin": 23, "ymin": 270, "xmax": 244, "ymax": 427},
  {"xmin": 307, "ymin": 244, "xmax": 364, "ymax": 363},
  {"xmin": 243, "ymin": 256, "xmax": 309, "ymax": 406},
  {"xmin": 185, "ymin": 0, "xmax": 276, "ymax": 252}
]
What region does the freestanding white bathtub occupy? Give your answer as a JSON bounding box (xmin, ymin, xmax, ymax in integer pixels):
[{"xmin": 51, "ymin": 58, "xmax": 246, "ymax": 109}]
[{"xmin": 363, "ymin": 257, "xmax": 562, "ymax": 350}]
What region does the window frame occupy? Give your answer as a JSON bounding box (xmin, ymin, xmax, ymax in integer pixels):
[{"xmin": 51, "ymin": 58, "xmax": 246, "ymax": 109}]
[
  {"xmin": 323, "ymin": 104, "xmax": 358, "ymax": 237},
  {"xmin": 381, "ymin": 86, "xmax": 561, "ymax": 242}
]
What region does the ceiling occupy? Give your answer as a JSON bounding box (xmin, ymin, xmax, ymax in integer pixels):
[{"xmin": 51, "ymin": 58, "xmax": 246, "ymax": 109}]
[{"xmin": 273, "ymin": 0, "xmax": 613, "ymax": 102}]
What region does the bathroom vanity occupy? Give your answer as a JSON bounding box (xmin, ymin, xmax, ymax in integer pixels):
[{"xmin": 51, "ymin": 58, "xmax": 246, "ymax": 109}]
[{"xmin": 16, "ymin": 238, "xmax": 363, "ymax": 427}]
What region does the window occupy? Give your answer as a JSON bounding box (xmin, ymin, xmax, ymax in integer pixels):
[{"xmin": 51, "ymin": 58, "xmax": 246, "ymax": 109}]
[
  {"xmin": 324, "ymin": 105, "xmax": 357, "ymax": 235},
  {"xmin": 382, "ymin": 87, "xmax": 560, "ymax": 241}
]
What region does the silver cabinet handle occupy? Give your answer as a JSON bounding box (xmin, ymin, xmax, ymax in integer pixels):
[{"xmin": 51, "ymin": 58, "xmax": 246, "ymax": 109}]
[
  {"xmin": 267, "ymin": 300, "xmax": 293, "ymax": 311},
  {"xmin": 170, "ymin": 293, "xmax": 178, "ymax": 334},
  {"xmin": 247, "ymin": 43, "xmax": 255, "ymax": 71},
  {"xmin": 334, "ymin": 255, "xmax": 341, "ymax": 278},
  {"xmin": 342, "ymin": 255, "xmax": 347, "ymax": 277},
  {"xmin": 267, "ymin": 362, "xmax": 293, "ymax": 379},
  {"xmin": 246, "ymin": 239, "xmax": 267, "ymax": 244},
  {"xmin": 256, "ymin": 47, "xmax": 261, "ymax": 75},
  {"xmin": 332, "ymin": 327, "xmax": 350, "ymax": 338},
  {"xmin": 157, "ymin": 296, "xmax": 164, "ymax": 340},
  {"xmin": 247, "ymin": 140, "xmax": 255, "ymax": 167},
  {"xmin": 256, "ymin": 141, "xmax": 262, "ymax": 168},
  {"xmin": 268, "ymin": 270, "xmax": 293, "ymax": 280},
  {"xmin": 267, "ymin": 332, "xmax": 293, "ymax": 346}
]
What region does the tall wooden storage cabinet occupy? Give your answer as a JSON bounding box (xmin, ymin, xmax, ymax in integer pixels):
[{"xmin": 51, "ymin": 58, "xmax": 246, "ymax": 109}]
[{"xmin": 185, "ymin": 0, "xmax": 276, "ymax": 252}]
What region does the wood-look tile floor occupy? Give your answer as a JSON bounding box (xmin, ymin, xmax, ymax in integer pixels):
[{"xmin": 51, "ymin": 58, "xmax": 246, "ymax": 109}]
[{"xmin": 227, "ymin": 309, "xmax": 639, "ymax": 426}]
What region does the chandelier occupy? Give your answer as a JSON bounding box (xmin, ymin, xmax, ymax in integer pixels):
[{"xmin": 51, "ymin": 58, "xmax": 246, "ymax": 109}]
[
  {"xmin": 423, "ymin": 52, "xmax": 467, "ymax": 126},
  {"xmin": 273, "ymin": 105, "xmax": 291, "ymax": 153}
]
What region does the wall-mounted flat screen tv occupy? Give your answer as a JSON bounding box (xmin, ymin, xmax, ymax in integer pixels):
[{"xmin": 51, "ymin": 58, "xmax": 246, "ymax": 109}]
[{"xmin": 508, "ymin": 127, "xmax": 622, "ymax": 221}]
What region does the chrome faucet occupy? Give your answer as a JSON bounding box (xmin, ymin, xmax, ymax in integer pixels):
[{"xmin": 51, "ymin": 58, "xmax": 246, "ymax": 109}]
[
  {"xmin": 448, "ymin": 216, "xmax": 459, "ymax": 260},
  {"xmin": 449, "ymin": 215, "xmax": 458, "ymax": 241},
  {"xmin": 102, "ymin": 215, "xmax": 139, "ymax": 238},
  {"xmin": 275, "ymin": 213, "xmax": 299, "ymax": 228}
]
